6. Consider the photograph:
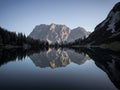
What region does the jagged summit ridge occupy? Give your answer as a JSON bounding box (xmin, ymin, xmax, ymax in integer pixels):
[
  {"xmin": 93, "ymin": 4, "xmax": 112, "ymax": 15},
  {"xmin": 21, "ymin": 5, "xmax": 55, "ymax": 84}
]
[{"xmin": 29, "ymin": 23, "xmax": 89, "ymax": 44}]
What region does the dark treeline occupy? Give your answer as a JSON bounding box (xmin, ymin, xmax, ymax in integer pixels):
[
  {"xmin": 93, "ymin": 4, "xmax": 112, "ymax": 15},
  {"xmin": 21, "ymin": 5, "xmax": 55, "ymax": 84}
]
[
  {"xmin": 66, "ymin": 37, "xmax": 86, "ymax": 46},
  {"xmin": 55, "ymin": 37, "xmax": 87, "ymax": 48},
  {"xmin": 48, "ymin": 37, "xmax": 86, "ymax": 49},
  {"xmin": 0, "ymin": 27, "xmax": 49, "ymax": 48}
]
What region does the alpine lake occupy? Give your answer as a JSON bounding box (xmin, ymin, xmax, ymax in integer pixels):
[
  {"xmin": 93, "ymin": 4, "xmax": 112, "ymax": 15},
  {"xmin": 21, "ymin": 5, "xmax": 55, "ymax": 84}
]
[{"xmin": 0, "ymin": 47, "xmax": 120, "ymax": 90}]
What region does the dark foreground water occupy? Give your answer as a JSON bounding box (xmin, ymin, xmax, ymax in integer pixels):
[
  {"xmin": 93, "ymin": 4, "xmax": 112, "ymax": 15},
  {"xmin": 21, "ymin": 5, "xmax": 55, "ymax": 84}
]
[{"xmin": 0, "ymin": 48, "xmax": 120, "ymax": 90}]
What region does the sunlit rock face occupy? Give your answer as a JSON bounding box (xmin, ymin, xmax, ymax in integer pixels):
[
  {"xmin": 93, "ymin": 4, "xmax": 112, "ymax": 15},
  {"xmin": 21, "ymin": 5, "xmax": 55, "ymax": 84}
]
[
  {"xmin": 29, "ymin": 23, "xmax": 89, "ymax": 44},
  {"xmin": 29, "ymin": 48, "xmax": 89, "ymax": 68}
]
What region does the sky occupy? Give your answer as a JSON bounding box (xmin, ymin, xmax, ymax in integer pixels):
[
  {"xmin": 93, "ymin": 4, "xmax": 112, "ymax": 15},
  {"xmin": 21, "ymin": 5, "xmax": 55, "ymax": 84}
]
[{"xmin": 0, "ymin": 0, "xmax": 119, "ymax": 35}]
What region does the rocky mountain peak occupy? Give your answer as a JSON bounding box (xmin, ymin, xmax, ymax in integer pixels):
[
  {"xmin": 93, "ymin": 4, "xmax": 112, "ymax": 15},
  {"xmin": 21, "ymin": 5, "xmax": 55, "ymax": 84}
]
[{"xmin": 29, "ymin": 23, "xmax": 89, "ymax": 44}]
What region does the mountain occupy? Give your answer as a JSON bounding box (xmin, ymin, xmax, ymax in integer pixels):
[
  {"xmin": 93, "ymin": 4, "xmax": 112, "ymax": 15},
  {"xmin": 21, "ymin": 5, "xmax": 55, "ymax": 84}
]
[
  {"xmin": 29, "ymin": 24, "xmax": 70, "ymax": 44},
  {"xmin": 84, "ymin": 2, "xmax": 120, "ymax": 50},
  {"xmin": 29, "ymin": 23, "xmax": 89, "ymax": 44},
  {"xmin": 67, "ymin": 27, "xmax": 89, "ymax": 42}
]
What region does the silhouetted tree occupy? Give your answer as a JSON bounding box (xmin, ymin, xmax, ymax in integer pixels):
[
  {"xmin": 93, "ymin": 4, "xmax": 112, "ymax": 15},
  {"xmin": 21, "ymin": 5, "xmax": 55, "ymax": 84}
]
[{"xmin": 0, "ymin": 27, "xmax": 49, "ymax": 48}]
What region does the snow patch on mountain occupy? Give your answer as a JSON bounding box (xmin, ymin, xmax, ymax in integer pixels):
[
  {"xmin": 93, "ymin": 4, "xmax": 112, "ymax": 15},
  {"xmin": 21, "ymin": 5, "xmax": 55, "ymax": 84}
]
[
  {"xmin": 107, "ymin": 11, "xmax": 120, "ymax": 33},
  {"xmin": 84, "ymin": 2, "xmax": 120, "ymax": 45}
]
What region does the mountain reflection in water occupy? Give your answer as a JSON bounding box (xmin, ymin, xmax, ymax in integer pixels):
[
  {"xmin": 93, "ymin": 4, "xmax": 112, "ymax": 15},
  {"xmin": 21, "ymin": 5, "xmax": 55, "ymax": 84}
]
[
  {"xmin": 29, "ymin": 48, "xmax": 89, "ymax": 68},
  {"xmin": 0, "ymin": 47, "xmax": 120, "ymax": 90}
]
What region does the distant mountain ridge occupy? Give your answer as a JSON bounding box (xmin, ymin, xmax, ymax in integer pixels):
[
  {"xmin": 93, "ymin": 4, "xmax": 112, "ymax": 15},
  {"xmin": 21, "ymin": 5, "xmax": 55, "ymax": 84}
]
[
  {"xmin": 29, "ymin": 23, "xmax": 90, "ymax": 44},
  {"xmin": 67, "ymin": 27, "xmax": 90, "ymax": 42}
]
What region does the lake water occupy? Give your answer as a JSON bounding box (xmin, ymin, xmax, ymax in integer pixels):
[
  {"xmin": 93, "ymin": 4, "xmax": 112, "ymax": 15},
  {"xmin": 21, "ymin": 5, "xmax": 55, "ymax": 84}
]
[{"xmin": 0, "ymin": 48, "xmax": 120, "ymax": 90}]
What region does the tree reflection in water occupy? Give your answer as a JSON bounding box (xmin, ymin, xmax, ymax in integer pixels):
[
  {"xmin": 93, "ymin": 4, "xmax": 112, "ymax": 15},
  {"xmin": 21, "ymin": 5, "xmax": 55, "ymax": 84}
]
[{"xmin": 0, "ymin": 47, "xmax": 120, "ymax": 89}]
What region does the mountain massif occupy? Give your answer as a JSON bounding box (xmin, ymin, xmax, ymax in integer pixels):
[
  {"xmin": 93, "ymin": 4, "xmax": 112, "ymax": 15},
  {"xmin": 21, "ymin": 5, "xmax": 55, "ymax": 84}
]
[
  {"xmin": 29, "ymin": 23, "xmax": 89, "ymax": 44},
  {"xmin": 84, "ymin": 2, "xmax": 120, "ymax": 50},
  {"xmin": 1, "ymin": 2, "xmax": 120, "ymax": 50}
]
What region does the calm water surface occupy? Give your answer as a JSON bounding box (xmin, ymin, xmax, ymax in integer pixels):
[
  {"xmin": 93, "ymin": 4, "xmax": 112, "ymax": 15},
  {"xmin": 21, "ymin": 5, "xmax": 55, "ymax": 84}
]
[{"xmin": 0, "ymin": 48, "xmax": 119, "ymax": 90}]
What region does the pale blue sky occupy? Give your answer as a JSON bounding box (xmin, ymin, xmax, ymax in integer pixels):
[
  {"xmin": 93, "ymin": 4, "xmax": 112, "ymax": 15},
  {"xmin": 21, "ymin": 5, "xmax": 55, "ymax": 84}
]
[{"xmin": 0, "ymin": 0, "xmax": 119, "ymax": 35}]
